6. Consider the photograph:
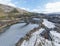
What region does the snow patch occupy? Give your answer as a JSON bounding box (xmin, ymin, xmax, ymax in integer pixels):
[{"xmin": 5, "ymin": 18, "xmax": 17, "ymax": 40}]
[
  {"xmin": 42, "ymin": 19, "xmax": 55, "ymax": 28},
  {"xmin": 21, "ymin": 28, "xmax": 53, "ymax": 46},
  {"xmin": 21, "ymin": 28, "xmax": 60, "ymax": 46},
  {"xmin": 50, "ymin": 31, "xmax": 60, "ymax": 46},
  {"xmin": 53, "ymin": 42, "xmax": 60, "ymax": 46},
  {"xmin": 50, "ymin": 31, "xmax": 60, "ymax": 43}
]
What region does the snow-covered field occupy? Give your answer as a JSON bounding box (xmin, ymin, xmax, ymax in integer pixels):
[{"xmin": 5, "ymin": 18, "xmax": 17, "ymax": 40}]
[
  {"xmin": 50, "ymin": 31, "xmax": 60, "ymax": 46},
  {"xmin": 21, "ymin": 28, "xmax": 52, "ymax": 46},
  {"xmin": 20, "ymin": 19, "xmax": 60, "ymax": 46},
  {"xmin": 21, "ymin": 29, "xmax": 60, "ymax": 46},
  {"xmin": 42, "ymin": 19, "xmax": 55, "ymax": 28}
]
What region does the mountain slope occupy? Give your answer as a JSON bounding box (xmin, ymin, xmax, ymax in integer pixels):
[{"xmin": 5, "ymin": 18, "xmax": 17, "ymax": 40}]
[
  {"xmin": 0, "ymin": 4, "xmax": 30, "ymax": 19},
  {"xmin": 0, "ymin": 4, "xmax": 32, "ymax": 33}
]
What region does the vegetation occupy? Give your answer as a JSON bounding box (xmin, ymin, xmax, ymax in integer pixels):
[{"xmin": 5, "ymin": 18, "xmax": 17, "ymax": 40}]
[{"xmin": 0, "ymin": 4, "xmax": 34, "ymax": 32}]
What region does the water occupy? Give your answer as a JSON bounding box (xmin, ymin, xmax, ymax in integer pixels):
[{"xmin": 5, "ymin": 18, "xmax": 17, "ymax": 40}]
[{"xmin": 0, "ymin": 23, "xmax": 39, "ymax": 46}]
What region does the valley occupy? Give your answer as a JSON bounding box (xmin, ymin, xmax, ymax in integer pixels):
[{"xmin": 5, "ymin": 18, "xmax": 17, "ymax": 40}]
[{"xmin": 0, "ymin": 4, "xmax": 60, "ymax": 46}]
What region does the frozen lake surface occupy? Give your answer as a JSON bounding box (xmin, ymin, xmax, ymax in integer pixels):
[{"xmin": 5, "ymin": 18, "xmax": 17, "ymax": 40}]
[{"xmin": 0, "ymin": 23, "xmax": 39, "ymax": 46}]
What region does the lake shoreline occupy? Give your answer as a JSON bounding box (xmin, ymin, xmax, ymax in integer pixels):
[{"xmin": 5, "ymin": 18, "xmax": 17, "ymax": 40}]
[
  {"xmin": 16, "ymin": 24, "xmax": 41, "ymax": 46},
  {"xmin": 0, "ymin": 20, "xmax": 21, "ymax": 34}
]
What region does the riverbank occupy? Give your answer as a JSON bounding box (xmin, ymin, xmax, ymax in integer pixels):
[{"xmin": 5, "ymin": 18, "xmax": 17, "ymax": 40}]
[
  {"xmin": 16, "ymin": 23, "xmax": 42, "ymax": 46},
  {"xmin": 0, "ymin": 19, "xmax": 21, "ymax": 33},
  {"xmin": 0, "ymin": 23, "xmax": 39, "ymax": 46}
]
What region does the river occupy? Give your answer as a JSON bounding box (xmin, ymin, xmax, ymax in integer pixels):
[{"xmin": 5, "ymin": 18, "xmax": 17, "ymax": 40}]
[{"xmin": 0, "ymin": 23, "xmax": 39, "ymax": 46}]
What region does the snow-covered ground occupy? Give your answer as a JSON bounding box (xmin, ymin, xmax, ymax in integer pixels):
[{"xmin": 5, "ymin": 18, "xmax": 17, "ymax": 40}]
[
  {"xmin": 20, "ymin": 19, "xmax": 60, "ymax": 46},
  {"xmin": 21, "ymin": 28, "xmax": 60, "ymax": 46},
  {"xmin": 21, "ymin": 28, "xmax": 52, "ymax": 46},
  {"xmin": 0, "ymin": 23, "xmax": 39, "ymax": 46},
  {"xmin": 42, "ymin": 19, "xmax": 55, "ymax": 28},
  {"xmin": 50, "ymin": 31, "xmax": 60, "ymax": 46}
]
